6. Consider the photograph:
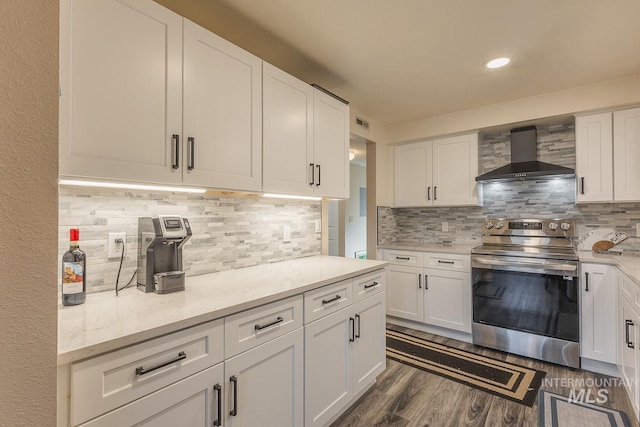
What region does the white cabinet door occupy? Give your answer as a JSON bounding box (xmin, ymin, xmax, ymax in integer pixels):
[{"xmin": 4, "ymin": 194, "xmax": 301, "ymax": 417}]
[
  {"xmin": 79, "ymin": 363, "xmax": 224, "ymax": 427},
  {"xmin": 304, "ymin": 308, "xmax": 352, "ymax": 427},
  {"xmin": 352, "ymin": 292, "xmax": 386, "ymax": 396},
  {"xmin": 575, "ymin": 113, "xmax": 613, "ymax": 203},
  {"xmin": 224, "ymin": 329, "xmax": 304, "ymax": 427},
  {"xmin": 386, "ymin": 264, "xmax": 424, "ymax": 321},
  {"xmin": 59, "ymin": 0, "xmax": 183, "ymax": 185},
  {"xmin": 423, "ymin": 268, "xmax": 471, "ymax": 333},
  {"xmin": 262, "ymin": 62, "xmax": 314, "ymax": 196},
  {"xmin": 182, "ymin": 20, "xmax": 262, "ymax": 191},
  {"xmin": 581, "ymin": 263, "xmax": 617, "ymax": 363},
  {"xmin": 619, "ymin": 297, "xmax": 640, "ymax": 418},
  {"xmin": 432, "ymin": 133, "xmax": 479, "ymax": 206},
  {"xmin": 394, "ymin": 141, "xmax": 432, "ymax": 207},
  {"xmin": 614, "ymin": 107, "xmax": 640, "ymax": 202},
  {"xmin": 312, "ymin": 89, "xmax": 350, "ymax": 198}
]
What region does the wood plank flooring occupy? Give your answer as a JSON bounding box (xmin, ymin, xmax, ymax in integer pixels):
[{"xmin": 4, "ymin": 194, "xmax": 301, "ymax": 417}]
[{"xmin": 330, "ymin": 324, "xmax": 638, "ymax": 427}]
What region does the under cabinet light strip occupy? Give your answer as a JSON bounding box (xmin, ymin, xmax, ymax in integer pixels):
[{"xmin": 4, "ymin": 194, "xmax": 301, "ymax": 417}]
[
  {"xmin": 59, "ymin": 179, "xmax": 207, "ymax": 194},
  {"xmin": 262, "ymin": 193, "xmax": 322, "ymax": 201}
]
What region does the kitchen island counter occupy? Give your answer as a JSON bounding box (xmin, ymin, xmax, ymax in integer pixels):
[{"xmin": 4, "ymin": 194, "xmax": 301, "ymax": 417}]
[{"xmin": 58, "ymin": 255, "xmax": 387, "ymax": 365}]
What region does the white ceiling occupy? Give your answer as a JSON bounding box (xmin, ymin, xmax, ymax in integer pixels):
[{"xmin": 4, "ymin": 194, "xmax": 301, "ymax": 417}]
[{"xmin": 161, "ymin": 0, "xmax": 640, "ymax": 127}]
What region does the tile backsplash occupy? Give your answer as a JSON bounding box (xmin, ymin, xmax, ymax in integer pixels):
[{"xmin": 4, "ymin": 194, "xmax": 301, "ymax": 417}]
[
  {"xmin": 378, "ymin": 123, "xmax": 640, "ymax": 252},
  {"xmin": 59, "ymin": 188, "xmax": 321, "ymax": 294}
]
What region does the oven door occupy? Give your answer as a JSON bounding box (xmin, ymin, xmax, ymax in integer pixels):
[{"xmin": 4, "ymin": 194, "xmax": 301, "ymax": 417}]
[{"xmin": 471, "ymin": 255, "xmax": 579, "ymax": 342}]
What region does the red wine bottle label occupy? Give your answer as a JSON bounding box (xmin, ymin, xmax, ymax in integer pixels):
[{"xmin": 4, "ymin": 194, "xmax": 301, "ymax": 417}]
[{"xmin": 62, "ymin": 261, "xmax": 84, "ymax": 295}]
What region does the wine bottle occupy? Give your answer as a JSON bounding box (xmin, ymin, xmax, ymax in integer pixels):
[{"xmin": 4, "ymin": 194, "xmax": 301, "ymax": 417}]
[{"xmin": 62, "ymin": 228, "xmax": 86, "ymax": 306}]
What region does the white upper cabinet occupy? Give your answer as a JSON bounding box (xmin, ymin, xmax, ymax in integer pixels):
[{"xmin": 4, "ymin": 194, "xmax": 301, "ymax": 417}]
[
  {"xmin": 394, "ymin": 133, "xmax": 479, "ymax": 207},
  {"xmin": 263, "ymin": 62, "xmax": 350, "ymax": 199},
  {"xmin": 262, "ymin": 62, "xmax": 314, "ymax": 196},
  {"xmin": 59, "ymin": 0, "xmax": 183, "ymax": 185},
  {"xmin": 575, "ymin": 112, "xmax": 614, "ymax": 203},
  {"xmin": 60, "ymin": 0, "xmax": 262, "ymax": 191},
  {"xmin": 182, "ymin": 20, "xmax": 262, "ymax": 192},
  {"xmin": 614, "ymin": 107, "xmax": 640, "ymax": 202}
]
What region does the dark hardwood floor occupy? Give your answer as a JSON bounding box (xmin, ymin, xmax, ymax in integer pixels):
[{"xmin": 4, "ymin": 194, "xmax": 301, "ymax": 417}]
[{"xmin": 330, "ymin": 324, "xmax": 638, "ymax": 427}]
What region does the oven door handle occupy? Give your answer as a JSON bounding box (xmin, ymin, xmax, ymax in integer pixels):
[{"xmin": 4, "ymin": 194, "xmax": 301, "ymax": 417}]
[{"xmin": 471, "ymin": 256, "xmax": 578, "ymax": 275}]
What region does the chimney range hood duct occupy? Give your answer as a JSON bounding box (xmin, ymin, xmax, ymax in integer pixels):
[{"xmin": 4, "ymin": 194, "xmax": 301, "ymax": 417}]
[{"xmin": 475, "ymin": 126, "xmax": 575, "ymax": 182}]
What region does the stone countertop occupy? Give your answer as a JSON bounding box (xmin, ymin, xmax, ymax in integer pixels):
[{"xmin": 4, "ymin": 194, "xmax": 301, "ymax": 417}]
[
  {"xmin": 577, "ymin": 250, "xmax": 640, "ymax": 286},
  {"xmin": 377, "ymin": 242, "xmax": 476, "ymax": 255},
  {"xmin": 58, "ymin": 255, "xmax": 388, "ymax": 365}
]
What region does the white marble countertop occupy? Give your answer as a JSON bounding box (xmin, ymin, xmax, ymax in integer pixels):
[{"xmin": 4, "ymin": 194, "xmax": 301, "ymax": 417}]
[
  {"xmin": 377, "ymin": 242, "xmax": 476, "ymax": 255},
  {"xmin": 577, "ymin": 250, "xmax": 640, "ymax": 286},
  {"xmin": 58, "ymin": 255, "xmax": 388, "ymax": 365}
]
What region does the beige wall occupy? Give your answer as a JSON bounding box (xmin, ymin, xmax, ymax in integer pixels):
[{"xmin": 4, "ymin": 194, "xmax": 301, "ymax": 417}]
[{"xmin": 0, "ymin": 1, "xmax": 59, "ymax": 425}]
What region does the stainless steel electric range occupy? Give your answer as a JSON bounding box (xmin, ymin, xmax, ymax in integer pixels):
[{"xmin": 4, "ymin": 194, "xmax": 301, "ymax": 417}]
[{"xmin": 471, "ymin": 218, "xmax": 580, "ymax": 368}]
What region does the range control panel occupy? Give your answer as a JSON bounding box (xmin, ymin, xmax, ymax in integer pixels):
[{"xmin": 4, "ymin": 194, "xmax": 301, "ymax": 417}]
[{"xmin": 483, "ymin": 218, "xmax": 575, "ymax": 237}]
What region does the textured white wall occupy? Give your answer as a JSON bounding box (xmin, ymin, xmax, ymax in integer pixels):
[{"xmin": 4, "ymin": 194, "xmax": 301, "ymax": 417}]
[{"xmin": 0, "ymin": 1, "xmax": 58, "ymax": 425}]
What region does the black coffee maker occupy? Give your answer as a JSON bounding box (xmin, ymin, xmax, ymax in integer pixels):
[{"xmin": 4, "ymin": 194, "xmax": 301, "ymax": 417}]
[{"xmin": 137, "ymin": 215, "xmax": 192, "ymax": 294}]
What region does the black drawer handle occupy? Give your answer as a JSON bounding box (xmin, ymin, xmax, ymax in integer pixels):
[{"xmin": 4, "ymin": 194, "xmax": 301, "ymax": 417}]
[
  {"xmin": 254, "ymin": 316, "xmax": 284, "ymax": 331},
  {"xmin": 364, "ymin": 281, "xmax": 378, "ymax": 289},
  {"xmin": 230, "ymin": 375, "xmax": 238, "ymax": 416},
  {"xmin": 213, "ymin": 383, "xmax": 222, "ymax": 426},
  {"xmin": 322, "ymin": 295, "xmax": 342, "ymax": 305},
  {"xmin": 395, "ymin": 256, "xmax": 410, "ymax": 260},
  {"xmin": 626, "ymin": 319, "xmax": 635, "ymax": 349},
  {"xmin": 135, "ymin": 351, "xmax": 186, "ymax": 376},
  {"xmin": 438, "ymin": 260, "xmax": 455, "ymax": 265},
  {"xmin": 349, "ymin": 317, "xmax": 355, "ymax": 342},
  {"xmin": 355, "ymin": 313, "xmax": 361, "ymax": 339},
  {"xmin": 585, "ymin": 272, "xmax": 589, "ymax": 292}
]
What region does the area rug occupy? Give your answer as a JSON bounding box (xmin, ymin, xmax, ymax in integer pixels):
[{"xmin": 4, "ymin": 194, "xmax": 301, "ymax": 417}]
[
  {"xmin": 537, "ymin": 390, "xmax": 631, "ymax": 427},
  {"xmin": 386, "ymin": 328, "xmax": 546, "ymax": 407}
]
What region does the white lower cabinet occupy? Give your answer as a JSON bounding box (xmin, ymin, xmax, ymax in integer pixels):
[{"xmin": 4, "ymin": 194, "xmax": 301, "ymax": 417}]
[
  {"xmin": 618, "ymin": 269, "xmax": 640, "ymax": 421},
  {"xmin": 224, "ymin": 329, "xmax": 304, "ymax": 427},
  {"xmin": 304, "ymin": 273, "xmax": 386, "ymax": 427},
  {"xmin": 580, "ymin": 263, "xmax": 617, "ymax": 363},
  {"xmin": 383, "ymin": 250, "xmax": 471, "ymax": 333}
]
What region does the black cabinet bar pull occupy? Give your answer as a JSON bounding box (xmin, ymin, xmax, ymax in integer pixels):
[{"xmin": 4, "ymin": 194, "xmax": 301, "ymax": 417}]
[
  {"xmin": 349, "ymin": 317, "xmax": 355, "ymax": 342},
  {"xmin": 626, "ymin": 320, "xmax": 635, "ymax": 349},
  {"xmin": 581, "ymin": 177, "xmax": 585, "ymax": 195},
  {"xmin": 355, "ymin": 314, "xmax": 361, "ymax": 339},
  {"xmin": 425, "ymin": 274, "xmax": 428, "ymax": 290},
  {"xmin": 322, "ymin": 295, "xmax": 342, "ymax": 305},
  {"xmin": 316, "ymin": 164, "xmax": 321, "ymax": 186},
  {"xmin": 418, "ymin": 274, "xmax": 422, "ymax": 289},
  {"xmin": 135, "ymin": 351, "xmax": 186, "ymax": 376},
  {"xmin": 427, "ymin": 186, "xmax": 431, "ymax": 201},
  {"xmin": 213, "ymin": 383, "xmax": 222, "ymax": 426},
  {"xmin": 187, "ymin": 136, "xmax": 195, "ymax": 170},
  {"xmin": 438, "ymin": 260, "xmax": 455, "ymax": 265},
  {"xmin": 254, "ymin": 316, "xmax": 284, "ymax": 331},
  {"xmin": 171, "ymin": 134, "xmax": 180, "ymax": 169},
  {"xmin": 434, "ymin": 186, "xmax": 437, "ymax": 200},
  {"xmin": 364, "ymin": 281, "xmax": 378, "ymax": 289},
  {"xmin": 309, "ymin": 163, "xmax": 315, "ymax": 185},
  {"xmin": 585, "ymin": 272, "xmax": 589, "ymax": 292},
  {"xmin": 230, "ymin": 375, "xmax": 238, "ymax": 416},
  {"xmin": 395, "ymin": 256, "xmax": 410, "ymax": 260}
]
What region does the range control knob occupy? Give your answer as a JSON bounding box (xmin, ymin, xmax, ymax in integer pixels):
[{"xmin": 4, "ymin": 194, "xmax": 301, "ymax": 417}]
[
  {"xmin": 560, "ymin": 222, "xmax": 572, "ymax": 231},
  {"xmin": 495, "ymin": 221, "xmax": 504, "ymax": 229},
  {"xmin": 548, "ymin": 222, "xmax": 559, "ymax": 231},
  {"xmin": 485, "ymin": 221, "xmax": 494, "ymax": 229}
]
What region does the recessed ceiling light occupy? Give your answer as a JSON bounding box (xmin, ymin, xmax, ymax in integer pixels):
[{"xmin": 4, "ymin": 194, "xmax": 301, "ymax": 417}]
[{"xmin": 486, "ymin": 57, "xmax": 510, "ymax": 69}]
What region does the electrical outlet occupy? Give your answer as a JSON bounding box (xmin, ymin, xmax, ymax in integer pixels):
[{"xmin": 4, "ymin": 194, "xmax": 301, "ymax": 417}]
[
  {"xmin": 442, "ymin": 222, "xmax": 449, "ymax": 232},
  {"xmin": 315, "ymin": 219, "xmax": 321, "ymax": 233},
  {"xmin": 283, "ymin": 225, "xmax": 291, "ymax": 243},
  {"xmin": 108, "ymin": 232, "xmax": 126, "ymax": 258}
]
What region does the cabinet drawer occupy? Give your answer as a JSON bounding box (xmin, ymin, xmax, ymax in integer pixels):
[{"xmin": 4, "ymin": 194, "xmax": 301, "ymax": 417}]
[
  {"xmin": 225, "ymin": 295, "xmax": 303, "ymax": 359},
  {"xmin": 424, "ymin": 252, "xmax": 470, "ymax": 272},
  {"xmin": 304, "ymin": 279, "xmax": 353, "ymax": 324},
  {"xmin": 384, "ymin": 250, "xmax": 424, "ymax": 266},
  {"xmin": 70, "ymin": 319, "xmax": 224, "ymax": 426},
  {"xmin": 353, "ymin": 269, "xmax": 385, "ymax": 302}
]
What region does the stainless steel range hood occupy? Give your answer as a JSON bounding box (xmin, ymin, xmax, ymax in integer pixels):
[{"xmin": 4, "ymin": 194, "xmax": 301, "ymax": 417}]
[{"xmin": 475, "ymin": 126, "xmax": 575, "ymax": 182}]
